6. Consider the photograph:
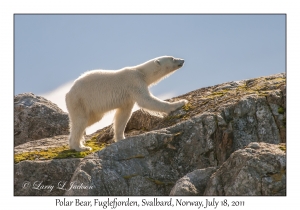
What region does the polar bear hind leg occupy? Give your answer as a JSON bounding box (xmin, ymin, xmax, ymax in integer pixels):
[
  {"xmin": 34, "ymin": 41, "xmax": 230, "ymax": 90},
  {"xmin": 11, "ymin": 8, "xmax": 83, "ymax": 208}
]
[
  {"xmin": 68, "ymin": 114, "xmax": 92, "ymax": 151},
  {"xmin": 66, "ymin": 95, "xmax": 98, "ymax": 151}
]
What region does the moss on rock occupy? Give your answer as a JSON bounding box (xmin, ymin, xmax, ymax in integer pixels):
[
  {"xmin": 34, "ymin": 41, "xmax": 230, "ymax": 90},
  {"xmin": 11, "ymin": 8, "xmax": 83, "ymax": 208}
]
[{"xmin": 14, "ymin": 137, "xmax": 107, "ymax": 164}]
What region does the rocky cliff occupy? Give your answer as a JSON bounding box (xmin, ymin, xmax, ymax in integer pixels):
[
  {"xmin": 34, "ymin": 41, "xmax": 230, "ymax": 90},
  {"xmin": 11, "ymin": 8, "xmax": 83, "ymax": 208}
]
[{"xmin": 14, "ymin": 73, "xmax": 286, "ymax": 196}]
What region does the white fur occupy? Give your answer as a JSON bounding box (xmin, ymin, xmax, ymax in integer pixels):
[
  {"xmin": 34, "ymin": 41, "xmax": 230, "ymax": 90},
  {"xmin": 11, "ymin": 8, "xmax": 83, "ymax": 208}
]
[{"xmin": 65, "ymin": 56, "xmax": 188, "ymax": 151}]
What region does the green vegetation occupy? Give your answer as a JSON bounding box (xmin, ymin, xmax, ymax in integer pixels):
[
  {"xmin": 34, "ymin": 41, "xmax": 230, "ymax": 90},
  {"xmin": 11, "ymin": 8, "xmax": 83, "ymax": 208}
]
[
  {"xmin": 14, "ymin": 136, "xmax": 107, "ymax": 164},
  {"xmin": 271, "ymin": 77, "xmax": 286, "ymax": 82},
  {"xmin": 270, "ymin": 169, "xmax": 286, "ymax": 182},
  {"xmin": 164, "ymin": 114, "xmax": 183, "ymax": 121},
  {"xmin": 123, "ymin": 174, "xmax": 138, "ymax": 179},
  {"xmin": 277, "ymin": 107, "xmax": 286, "ymax": 128},
  {"xmin": 278, "ymin": 106, "xmax": 285, "ymax": 114},
  {"xmin": 173, "ymin": 132, "xmax": 182, "ymax": 137},
  {"xmin": 279, "ymin": 144, "xmax": 286, "ymax": 152},
  {"xmin": 182, "ymin": 103, "xmax": 194, "ymax": 111},
  {"xmin": 123, "ymin": 154, "xmax": 145, "ymax": 160},
  {"xmin": 205, "ymin": 89, "xmax": 230, "ymax": 99},
  {"xmin": 163, "ymin": 102, "xmax": 195, "ymax": 123},
  {"xmin": 238, "ymin": 83, "xmax": 248, "ymax": 91}
]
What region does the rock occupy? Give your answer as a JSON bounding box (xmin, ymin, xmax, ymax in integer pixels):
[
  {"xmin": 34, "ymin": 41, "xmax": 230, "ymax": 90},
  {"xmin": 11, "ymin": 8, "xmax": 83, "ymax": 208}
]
[
  {"xmin": 266, "ymin": 86, "xmax": 286, "ymax": 143},
  {"xmin": 97, "ymin": 73, "xmax": 286, "ymax": 148},
  {"xmin": 65, "ymin": 132, "xmax": 180, "ymax": 196},
  {"xmin": 14, "ymin": 135, "xmax": 69, "ymax": 155},
  {"xmin": 230, "ymin": 94, "xmax": 281, "ymax": 150},
  {"xmin": 14, "ymin": 158, "xmax": 82, "ymax": 195},
  {"xmin": 169, "ymin": 167, "xmax": 218, "ymax": 196},
  {"xmin": 126, "ymin": 110, "xmax": 162, "ymax": 133},
  {"xmin": 96, "ymin": 110, "xmax": 162, "ymax": 144},
  {"xmin": 65, "ymin": 97, "xmax": 285, "ymax": 196},
  {"xmin": 14, "ymin": 73, "xmax": 286, "ymax": 196},
  {"xmin": 204, "ymin": 142, "xmax": 286, "ymax": 196},
  {"xmin": 248, "ymin": 142, "xmax": 260, "ymax": 149},
  {"xmin": 14, "ymin": 93, "xmax": 69, "ymax": 146}
]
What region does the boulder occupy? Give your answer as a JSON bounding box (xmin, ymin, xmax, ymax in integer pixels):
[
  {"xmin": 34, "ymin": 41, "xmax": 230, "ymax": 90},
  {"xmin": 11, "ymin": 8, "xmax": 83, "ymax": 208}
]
[
  {"xmin": 204, "ymin": 142, "xmax": 286, "ymax": 196},
  {"xmin": 14, "ymin": 158, "xmax": 82, "ymax": 195},
  {"xmin": 14, "ymin": 93, "xmax": 69, "ymax": 146},
  {"xmin": 169, "ymin": 167, "xmax": 218, "ymax": 196}
]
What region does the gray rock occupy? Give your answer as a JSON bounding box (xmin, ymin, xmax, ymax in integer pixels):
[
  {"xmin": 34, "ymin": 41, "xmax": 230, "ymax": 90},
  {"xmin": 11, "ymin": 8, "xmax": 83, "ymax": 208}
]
[
  {"xmin": 14, "ymin": 73, "xmax": 286, "ymax": 196},
  {"xmin": 65, "ymin": 132, "xmax": 180, "ymax": 196},
  {"xmin": 229, "ymin": 95, "xmax": 281, "ymax": 151},
  {"xmin": 65, "ymin": 97, "xmax": 285, "ymax": 196},
  {"xmin": 14, "ymin": 93, "xmax": 69, "ymax": 146},
  {"xmin": 14, "ymin": 135, "xmax": 69, "ymax": 155},
  {"xmin": 204, "ymin": 142, "xmax": 286, "ymax": 196},
  {"xmin": 169, "ymin": 167, "xmax": 218, "ymax": 196},
  {"xmin": 14, "ymin": 158, "xmax": 82, "ymax": 195}
]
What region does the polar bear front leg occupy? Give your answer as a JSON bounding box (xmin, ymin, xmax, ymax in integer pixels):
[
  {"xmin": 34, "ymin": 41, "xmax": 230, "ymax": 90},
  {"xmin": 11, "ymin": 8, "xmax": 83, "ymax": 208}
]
[
  {"xmin": 113, "ymin": 102, "xmax": 135, "ymax": 141},
  {"xmin": 134, "ymin": 89, "xmax": 188, "ymax": 115}
]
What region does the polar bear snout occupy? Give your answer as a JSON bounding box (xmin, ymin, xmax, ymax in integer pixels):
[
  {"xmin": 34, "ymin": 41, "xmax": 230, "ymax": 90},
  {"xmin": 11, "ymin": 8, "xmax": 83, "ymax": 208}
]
[{"xmin": 176, "ymin": 59, "xmax": 184, "ymax": 67}]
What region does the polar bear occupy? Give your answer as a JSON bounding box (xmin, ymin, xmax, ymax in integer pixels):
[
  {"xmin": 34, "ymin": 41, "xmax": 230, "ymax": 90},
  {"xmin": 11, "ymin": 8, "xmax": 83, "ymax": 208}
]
[{"xmin": 65, "ymin": 56, "xmax": 188, "ymax": 151}]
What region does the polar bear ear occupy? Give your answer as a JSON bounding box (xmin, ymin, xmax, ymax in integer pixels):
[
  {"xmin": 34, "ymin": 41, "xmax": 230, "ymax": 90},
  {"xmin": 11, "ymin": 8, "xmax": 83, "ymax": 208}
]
[{"xmin": 154, "ymin": 59, "xmax": 161, "ymax": 66}]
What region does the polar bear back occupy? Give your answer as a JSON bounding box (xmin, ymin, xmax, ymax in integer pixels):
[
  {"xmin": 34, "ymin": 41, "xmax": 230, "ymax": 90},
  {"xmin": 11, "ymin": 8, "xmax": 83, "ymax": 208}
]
[{"xmin": 67, "ymin": 69, "xmax": 143, "ymax": 114}]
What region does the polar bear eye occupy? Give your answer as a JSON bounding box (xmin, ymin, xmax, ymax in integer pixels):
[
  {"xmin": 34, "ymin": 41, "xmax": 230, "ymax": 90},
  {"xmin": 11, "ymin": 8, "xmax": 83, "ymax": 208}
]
[{"xmin": 155, "ymin": 59, "xmax": 161, "ymax": 65}]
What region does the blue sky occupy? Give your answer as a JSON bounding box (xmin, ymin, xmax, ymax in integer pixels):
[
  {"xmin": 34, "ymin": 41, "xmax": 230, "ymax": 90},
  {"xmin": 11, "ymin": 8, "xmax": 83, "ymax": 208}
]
[
  {"xmin": 14, "ymin": 14, "xmax": 286, "ymax": 133},
  {"xmin": 15, "ymin": 14, "xmax": 285, "ymax": 95}
]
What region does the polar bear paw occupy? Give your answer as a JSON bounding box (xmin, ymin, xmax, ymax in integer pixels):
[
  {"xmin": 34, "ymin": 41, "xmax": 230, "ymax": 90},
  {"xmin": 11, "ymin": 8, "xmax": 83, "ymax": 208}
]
[
  {"xmin": 79, "ymin": 146, "xmax": 92, "ymax": 151},
  {"xmin": 168, "ymin": 99, "xmax": 189, "ymax": 113},
  {"xmin": 70, "ymin": 145, "xmax": 92, "ymax": 152},
  {"xmin": 174, "ymin": 99, "xmax": 189, "ymax": 108},
  {"xmin": 177, "ymin": 99, "xmax": 189, "ymax": 106}
]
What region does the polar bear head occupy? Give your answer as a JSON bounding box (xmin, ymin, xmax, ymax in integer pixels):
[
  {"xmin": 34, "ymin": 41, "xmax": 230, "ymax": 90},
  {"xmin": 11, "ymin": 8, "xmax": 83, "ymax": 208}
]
[
  {"xmin": 154, "ymin": 56, "xmax": 184, "ymax": 72},
  {"xmin": 138, "ymin": 56, "xmax": 185, "ymax": 86}
]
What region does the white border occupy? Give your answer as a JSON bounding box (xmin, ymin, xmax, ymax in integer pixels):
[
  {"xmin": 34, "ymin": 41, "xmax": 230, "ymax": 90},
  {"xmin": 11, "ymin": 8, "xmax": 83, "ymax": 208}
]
[{"xmin": 3, "ymin": 0, "xmax": 299, "ymax": 209}]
